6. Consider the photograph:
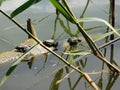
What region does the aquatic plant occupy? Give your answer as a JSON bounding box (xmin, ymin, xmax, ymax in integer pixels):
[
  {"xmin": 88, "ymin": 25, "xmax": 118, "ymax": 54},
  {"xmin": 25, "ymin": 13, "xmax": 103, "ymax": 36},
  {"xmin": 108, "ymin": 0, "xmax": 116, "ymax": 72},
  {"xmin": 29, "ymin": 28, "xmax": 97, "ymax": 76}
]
[{"xmin": 0, "ymin": 0, "xmax": 120, "ymax": 90}]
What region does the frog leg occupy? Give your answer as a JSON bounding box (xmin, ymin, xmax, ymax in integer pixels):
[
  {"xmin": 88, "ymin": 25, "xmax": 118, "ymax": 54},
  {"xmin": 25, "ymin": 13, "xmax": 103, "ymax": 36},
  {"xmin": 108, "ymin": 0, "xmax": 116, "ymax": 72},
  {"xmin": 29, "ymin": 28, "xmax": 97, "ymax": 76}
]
[
  {"xmin": 22, "ymin": 52, "xmax": 35, "ymax": 68},
  {"xmin": 43, "ymin": 54, "xmax": 48, "ymax": 66},
  {"xmin": 26, "ymin": 53, "xmax": 36, "ymax": 69},
  {"xmin": 27, "ymin": 57, "xmax": 35, "ymax": 69}
]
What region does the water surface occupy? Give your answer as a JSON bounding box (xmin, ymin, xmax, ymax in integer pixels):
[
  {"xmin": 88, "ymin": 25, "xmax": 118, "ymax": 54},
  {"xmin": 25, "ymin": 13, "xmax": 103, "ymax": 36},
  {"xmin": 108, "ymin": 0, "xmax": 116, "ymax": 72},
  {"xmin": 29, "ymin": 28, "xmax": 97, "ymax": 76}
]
[{"xmin": 0, "ymin": 0, "xmax": 120, "ymax": 90}]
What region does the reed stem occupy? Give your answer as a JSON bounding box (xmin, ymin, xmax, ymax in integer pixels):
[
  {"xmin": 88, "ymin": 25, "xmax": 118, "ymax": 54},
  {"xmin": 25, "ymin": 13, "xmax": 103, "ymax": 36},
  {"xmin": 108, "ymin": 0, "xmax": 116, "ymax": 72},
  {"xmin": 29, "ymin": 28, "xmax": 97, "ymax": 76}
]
[{"xmin": 0, "ymin": 9, "xmax": 99, "ymax": 89}]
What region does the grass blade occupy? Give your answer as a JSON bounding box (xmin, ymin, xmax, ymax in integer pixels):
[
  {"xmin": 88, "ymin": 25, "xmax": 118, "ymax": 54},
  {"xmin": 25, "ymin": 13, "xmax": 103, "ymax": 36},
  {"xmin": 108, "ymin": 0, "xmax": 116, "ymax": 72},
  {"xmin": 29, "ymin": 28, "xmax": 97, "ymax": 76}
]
[
  {"xmin": 50, "ymin": 0, "xmax": 74, "ymax": 23},
  {"xmin": 64, "ymin": 50, "xmax": 91, "ymax": 56},
  {"xmin": 94, "ymin": 28, "xmax": 120, "ymax": 42},
  {"xmin": 0, "ymin": 0, "xmax": 6, "ymax": 6},
  {"xmin": 78, "ymin": 17, "xmax": 120, "ymax": 36},
  {"xmin": 69, "ymin": 54, "xmax": 73, "ymax": 64},
  {"xmin": 58, "ymin": 18, "xmax": 74, "ymax": 36},
  {"xmin": 11, "ymin": 0, "xmax": 41, "ymax": 18},
  {"xmin": 49, "ymin": 68, "xmax": 64, "ymax": 90}
]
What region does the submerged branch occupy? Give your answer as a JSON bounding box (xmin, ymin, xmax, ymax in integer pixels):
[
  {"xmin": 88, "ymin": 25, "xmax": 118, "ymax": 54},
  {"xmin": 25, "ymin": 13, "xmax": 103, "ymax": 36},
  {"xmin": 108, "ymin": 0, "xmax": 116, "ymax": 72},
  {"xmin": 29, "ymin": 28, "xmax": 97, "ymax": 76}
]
[{"xmin": 0, "ymin": 9, "xmax": 99, "ymax": 90}]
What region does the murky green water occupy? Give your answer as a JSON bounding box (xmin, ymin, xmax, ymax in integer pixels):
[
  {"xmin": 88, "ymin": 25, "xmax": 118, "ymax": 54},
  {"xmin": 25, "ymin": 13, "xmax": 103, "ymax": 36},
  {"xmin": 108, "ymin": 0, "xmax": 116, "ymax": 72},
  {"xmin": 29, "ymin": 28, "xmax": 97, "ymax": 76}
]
[{"xmin": 0, "ymin": 0, "xmax": 120, "ymax": 90}]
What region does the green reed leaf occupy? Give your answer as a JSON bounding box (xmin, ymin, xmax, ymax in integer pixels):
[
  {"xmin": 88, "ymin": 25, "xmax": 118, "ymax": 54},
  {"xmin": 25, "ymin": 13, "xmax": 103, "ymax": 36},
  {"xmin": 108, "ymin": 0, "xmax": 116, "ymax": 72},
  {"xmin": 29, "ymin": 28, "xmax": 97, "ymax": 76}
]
[
  {"xmin": 97, "ymin": 77, "xmax": 103, "ymax": 89},
  {"xmin": 58, "ymin": 18, "xmax": 75, "ymax": 36},
  {"xmin": 78, "ymin": 17, "xmax": 120, "ymax": 36},
  {"xmin": 50, "ymin": 0, "xmax": 74, "ymax": 23},
  {"xmin": 69, "ymin": 54, "xmax": 73, "ymax": 64},
  {"xmin": 0, "ymin": 0, "xmax": 6, "ymax": 6},
  {"xmin": 94, "ymin": 28, "xmax": 120, "ymax": 42},
  {"xmin": 49, "ymin": 68, "xmax": 64, "ymax": 90},
  {"xmin": 11, "ymin": 0, "xmax": 41, "ymax": 18},
  {"xmin": 75, "ymin": 25, "xmax": 104, "ymax": 36},
  {"xmin": 64, "ymin": 50, "xmax": 91, "ymax": 56}
]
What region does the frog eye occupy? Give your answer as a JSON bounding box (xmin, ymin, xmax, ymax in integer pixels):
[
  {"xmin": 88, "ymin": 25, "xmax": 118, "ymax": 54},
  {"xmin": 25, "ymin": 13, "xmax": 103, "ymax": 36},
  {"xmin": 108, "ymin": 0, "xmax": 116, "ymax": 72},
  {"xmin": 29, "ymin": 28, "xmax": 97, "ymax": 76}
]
[
  {"xmin": 15, "ymin": 46, "xmax": 19, "ymax": 50},
  {"xmin": 43, "ymin": 40, "xmax": 51, "ymax": 47},
  {"xmin": 15, "ymin": 46, "xmax": 29, "ymax": 53},
  {"xmin": 67, "ymin": 38, "xmax": 72, "ymax": 43},
  {"xmin": 43, "ymin": 39, "xmax": 57, "ymax": 47},
  {"xmin": 53, "ymin": 41, "xmax": 58, "ymax": 47},
  {"xmin": 67, "ymin": 37, "xmax": 81, "ymax": 46},
  {"xmin": 78, "ymin": 38, "xmax": 81, "ymax": 42}
]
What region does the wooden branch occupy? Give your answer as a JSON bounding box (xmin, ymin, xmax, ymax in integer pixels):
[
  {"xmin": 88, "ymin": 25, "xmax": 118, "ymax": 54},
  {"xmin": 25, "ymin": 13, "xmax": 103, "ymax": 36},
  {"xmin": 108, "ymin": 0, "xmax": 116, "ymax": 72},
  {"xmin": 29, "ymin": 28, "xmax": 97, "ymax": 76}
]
[{"xmin": 27, "ymin": 19, "xmax": 38, "ymax": 38}]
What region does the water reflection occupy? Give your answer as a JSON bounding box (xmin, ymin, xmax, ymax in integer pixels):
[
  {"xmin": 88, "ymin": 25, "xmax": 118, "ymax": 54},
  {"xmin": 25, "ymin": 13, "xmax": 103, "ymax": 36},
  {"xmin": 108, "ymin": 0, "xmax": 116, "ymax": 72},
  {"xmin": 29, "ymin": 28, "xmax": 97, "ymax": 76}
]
[
  {"xmin": 48, "ymin": 0, "xmax": 120, "ymax": 90},
  {"xmin": 0, "ymin": 0, "xmax": 120, "ymax": 90}
]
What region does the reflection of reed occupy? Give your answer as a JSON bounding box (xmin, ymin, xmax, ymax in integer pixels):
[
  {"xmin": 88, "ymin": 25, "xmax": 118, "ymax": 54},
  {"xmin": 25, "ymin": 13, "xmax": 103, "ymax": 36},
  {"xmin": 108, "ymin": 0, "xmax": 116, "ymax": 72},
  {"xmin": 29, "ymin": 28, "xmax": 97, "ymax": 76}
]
[
  {"xmin": 50, "ymin": 0, "xmax": 120, "ymax": 90},
  {"xmin": 0, "ymin": 0, "xmax": 120, "ymax": 90},
  {"xmin": 105, "ymin": 73, "xmax": 119, "ymax": 90},
  {"xmin": 106, "ymin": 1, "xmax": 120, "ymax": 89},
  {"xmin": 109, "ymin": 0, "xmax": 115, "ymax": 63}
]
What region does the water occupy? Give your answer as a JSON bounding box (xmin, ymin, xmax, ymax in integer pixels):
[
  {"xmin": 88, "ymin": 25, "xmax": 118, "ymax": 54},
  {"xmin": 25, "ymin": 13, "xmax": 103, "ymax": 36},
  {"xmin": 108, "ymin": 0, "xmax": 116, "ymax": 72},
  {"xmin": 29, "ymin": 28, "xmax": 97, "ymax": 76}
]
[{"xmin": 0, "ymin": 0, "xmax": 120, "ymax": 90}]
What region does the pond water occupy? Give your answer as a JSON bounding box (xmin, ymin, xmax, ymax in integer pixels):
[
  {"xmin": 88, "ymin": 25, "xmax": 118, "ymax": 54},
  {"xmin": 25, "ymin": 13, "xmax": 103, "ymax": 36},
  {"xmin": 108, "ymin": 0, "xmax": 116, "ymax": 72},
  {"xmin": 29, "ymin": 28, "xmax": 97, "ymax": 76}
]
[{"xmin": 0, "ymin": 0, "xmax": 120, "ymax": 90}]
